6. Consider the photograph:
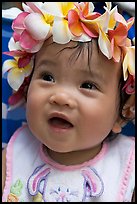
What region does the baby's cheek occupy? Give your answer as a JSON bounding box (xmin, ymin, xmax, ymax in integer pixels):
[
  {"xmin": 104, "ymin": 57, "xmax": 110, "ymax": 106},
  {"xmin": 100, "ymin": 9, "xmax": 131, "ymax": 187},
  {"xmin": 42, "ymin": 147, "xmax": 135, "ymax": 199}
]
[{"xmin": 26, "ymin": 98, "xmax": 37, "ymax": 125}]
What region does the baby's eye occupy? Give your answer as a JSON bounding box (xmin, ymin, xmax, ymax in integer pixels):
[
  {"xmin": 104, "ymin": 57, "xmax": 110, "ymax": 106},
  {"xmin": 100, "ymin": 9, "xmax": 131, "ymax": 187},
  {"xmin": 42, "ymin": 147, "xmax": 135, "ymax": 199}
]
[
  {"xmin": 80, "ymin": 82, "xmax": 97, "ymax": 90},
  {"xmin": 42, "ymin": 73, "xmax": 55, "ymax": 82}
]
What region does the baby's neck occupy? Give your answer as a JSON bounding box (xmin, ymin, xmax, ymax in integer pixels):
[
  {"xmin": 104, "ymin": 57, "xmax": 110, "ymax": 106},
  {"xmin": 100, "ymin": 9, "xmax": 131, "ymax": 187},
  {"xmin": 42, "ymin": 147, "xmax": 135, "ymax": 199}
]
[{"xmin": 44, "ymin": 144, "xmax": 102, "ymax": 166}]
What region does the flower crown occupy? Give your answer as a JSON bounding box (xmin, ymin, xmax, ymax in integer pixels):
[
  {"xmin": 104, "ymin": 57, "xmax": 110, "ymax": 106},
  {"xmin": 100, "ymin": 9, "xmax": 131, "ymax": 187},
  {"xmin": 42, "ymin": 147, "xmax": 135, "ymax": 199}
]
[{"xmin": 2, "ymin": 2, "xmax": 135, "ymax": 108}]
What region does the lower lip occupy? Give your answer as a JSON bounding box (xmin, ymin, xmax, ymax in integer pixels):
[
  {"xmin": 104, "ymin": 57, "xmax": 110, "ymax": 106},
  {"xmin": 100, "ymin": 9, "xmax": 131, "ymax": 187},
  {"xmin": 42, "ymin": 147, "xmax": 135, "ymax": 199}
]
[{"xmin": 48, "ymin": 122, "xmax": 73, "ymax": 133}]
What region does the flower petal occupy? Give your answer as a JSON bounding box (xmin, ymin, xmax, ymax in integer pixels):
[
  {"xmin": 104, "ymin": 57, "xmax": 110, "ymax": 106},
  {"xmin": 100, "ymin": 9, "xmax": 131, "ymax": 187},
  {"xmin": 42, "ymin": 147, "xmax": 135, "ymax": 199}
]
[
  {"xmin": 18, "ymin": 54, "xmax": 32, "ymax": 68},
  {"xmin": 23, "ymin": 63, "xmax": 33, "ymax": 77},
  {"xmin": 8, "ymin": 37, "xmax": 22, "ymax": 51},
  {"xmin": 112, "ymin": 44, "xmax": 121, "ymax": 62},
  {"xmin": 8, "ymin": 89, "xmax": 25, "ymax": 105},
  {"xmin": 75, "ymin": 2, "xmax": 95, "ymax": 18},
  {"xmin": 105, "ymin": 2, "xmax": 112, "ymax": 11},
  {"xmin": 13, "ymin": 32, "xmax": 21, "ymax": 42},
  {"xmin": 127, "ymin": 17, "xmax": 135, "ymax": 30},
  {"xmin": 43, "ymin": 2, "xmax": 64, "ymax": 17},
  {"xmin": 113, "ymin": 23, "xmax": 127, "ymax": 46},
  {"xmin": 43, "ymin": 2, "xmax": 75, "ymax": 17},
  {"xmin": 30, "ymin": 41, "xmax": 44, "ymax": 53},
  {"xmin": 68, "ymin": 10, "xmax": 83, "ymax": 37},
  {"xmin": 85, "ymin": 2, "xmax": 95, "ymax": 14},
  {"xmin": 22, "ymin": 2, "xmax": 33, "ymax": 13},
  {"xmin": 71, "ymin": 33, "xmax": 91, "ymax": 42},
  {"xmin": 80, "ymin": 2, "xmax": 95, "ymax": 15},
  {"xmin": 123, "ymin": 53, "xmax": 128, "ymax": 81},
  {"xmin": 126, "ymin": 47, "xmax": 135, "ymax": 75},
  {"xmin": 98, "ymin": 29, "xmax": 112, "ymax": 59},
  {"xmin": 97, "ymin": 9, "xmax": 110, "ymax": 32},
  {"xmin": 123, "ymin": 47, "xmax": 135, "ymax": 81},
  {"xmin": 108, "ymin": 6, "xmax": 117, "ymax": 29},
  {"xmin": 25, "ymin": 2, "xmax": 44, "ymax": 14},
  {"xmin": 20, "ymin": 30, "xmax": 40, "ymax": 51},
  {"xmin": 52, "ymin": 17, "xmax": 72, "ymax": 44},
  {"xmin": 80, "ymin": 8, "xmax": 109, "ymax": 33},
  {"xmin": 114, "ymin": 12, "xmax": 127, "ymax": 25},
  {"xmin": 7, "ymin": 68, "xmax": 25, "ymax": 91},
  {"xmin": 2, "ymin": 59, "xmax": 17, "ymax": 76},
  {"xmin": 24, "ymin": 13, "xmax": 51, "ymax": 40},
  {"xmin": 60, "ymin": 2, "xmax": 76, "ymax": 16},
  {"xmin": 12, "ymin": 12, "xmax": 29, "ymax": 31},
  {"xmin": 81, "ymin": 22, "xmax": 99, "ymax": 38}
]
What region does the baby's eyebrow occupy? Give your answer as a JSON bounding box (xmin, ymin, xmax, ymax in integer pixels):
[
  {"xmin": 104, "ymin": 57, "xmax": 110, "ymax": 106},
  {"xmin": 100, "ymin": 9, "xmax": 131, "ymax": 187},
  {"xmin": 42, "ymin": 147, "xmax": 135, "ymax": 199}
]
[
  {"xmin": 79, "ymin": 68, "xmax": 106, "ymax": 84},
  {"xmin": 35, "ymin": 59, "xmax": 56, "ymax": 70}
]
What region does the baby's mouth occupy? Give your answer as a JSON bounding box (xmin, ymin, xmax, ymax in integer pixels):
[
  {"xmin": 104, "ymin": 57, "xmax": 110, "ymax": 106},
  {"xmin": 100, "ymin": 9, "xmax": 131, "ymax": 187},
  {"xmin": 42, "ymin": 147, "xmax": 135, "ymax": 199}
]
[{"xmin": 48, "ymin": 117, "xmax": 73, "ymax": 129}]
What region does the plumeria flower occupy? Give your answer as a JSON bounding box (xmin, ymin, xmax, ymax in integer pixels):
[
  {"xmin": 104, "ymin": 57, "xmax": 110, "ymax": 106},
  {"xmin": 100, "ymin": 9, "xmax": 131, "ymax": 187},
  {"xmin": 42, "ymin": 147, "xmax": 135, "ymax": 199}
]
[
  {"xmin": 43, "ymin": 2, "xmax": 76, "ymax": 44},
  {"xmin": 12, "ymin": 2, "xmax": 54, "ymax": 53},
  {"xmin": 108, "ymin": 13, "xmax": 134, "ymax": 62},
  {"xmin": 68, "ymin": 2, "xmax": 101, "ymax": 38},
  {"xmin": 68, "ymin": 2, "xmax": 115, "ymax": 59},
  {"xmin": 95, "ymin": 5, "xmax": 119, "ymax": 59},
  {"xmin": 2, "ymin": 57, "xmax": 33, "ymax": 91}
]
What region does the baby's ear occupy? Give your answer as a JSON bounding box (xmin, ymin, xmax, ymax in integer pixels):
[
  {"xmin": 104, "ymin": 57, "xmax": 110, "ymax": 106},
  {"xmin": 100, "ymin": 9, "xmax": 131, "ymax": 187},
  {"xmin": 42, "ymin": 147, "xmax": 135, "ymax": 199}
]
[{"xmin": 112, "ymin": 94, "xmax": 135, "ymax": 134}]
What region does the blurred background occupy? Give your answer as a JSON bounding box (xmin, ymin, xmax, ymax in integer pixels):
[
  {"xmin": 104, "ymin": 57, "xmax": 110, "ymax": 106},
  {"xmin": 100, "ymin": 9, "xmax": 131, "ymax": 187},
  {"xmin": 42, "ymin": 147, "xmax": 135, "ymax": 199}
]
[{"xmin": 2, "ymin": 2, "xmax": 22, "ymax": 9}]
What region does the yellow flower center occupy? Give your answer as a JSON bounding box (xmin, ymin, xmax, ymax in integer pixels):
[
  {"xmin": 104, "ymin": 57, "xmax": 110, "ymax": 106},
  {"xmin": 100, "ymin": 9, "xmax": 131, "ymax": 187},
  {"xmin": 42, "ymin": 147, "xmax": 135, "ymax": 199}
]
[{"xmin": 43, "ymin": 14, "xmax": 54, "ymax": 26}]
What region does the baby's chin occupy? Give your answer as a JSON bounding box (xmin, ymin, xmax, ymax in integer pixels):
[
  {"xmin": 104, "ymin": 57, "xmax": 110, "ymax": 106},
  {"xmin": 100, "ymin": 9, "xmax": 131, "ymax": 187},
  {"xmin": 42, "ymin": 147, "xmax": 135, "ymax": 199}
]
[{"xmin": 43, "ymin": 143, "xmax": 74, "ymax": 154}]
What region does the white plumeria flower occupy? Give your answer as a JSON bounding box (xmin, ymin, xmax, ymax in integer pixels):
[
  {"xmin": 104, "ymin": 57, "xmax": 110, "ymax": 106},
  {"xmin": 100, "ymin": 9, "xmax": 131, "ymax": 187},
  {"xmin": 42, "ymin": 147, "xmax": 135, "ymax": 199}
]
[
  {"xmin": 43, "ymin": 2, "xmax": 76, "ymax": 44},
  {"xmin": 2, "ymin": 58, "xmax": 33, "ymax": 91}
]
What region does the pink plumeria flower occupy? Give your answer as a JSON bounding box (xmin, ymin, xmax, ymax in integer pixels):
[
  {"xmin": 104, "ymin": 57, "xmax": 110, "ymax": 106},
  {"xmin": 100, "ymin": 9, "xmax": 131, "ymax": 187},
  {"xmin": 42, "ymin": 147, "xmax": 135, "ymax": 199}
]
[
  {"xmin": 68, "ymin": 2, "xmax": 114, "ymax": 59},
  {"xmin": 108, "ymin": 12, "xmax": 134, "ymax": 62},
  {"xmin": 12, "ymin": 2, "xmax": 54, "ymax": 53},
  {"xmin": 68, "ymin": 2, "xmax": 101, "ymax": 37},
  {"xmin": 2, "ymin": 57, "xmax": 33, "ymax": 91},
  {"xmin": 12, "ymin": 12, "xmax": 44, "ymax": 53}
]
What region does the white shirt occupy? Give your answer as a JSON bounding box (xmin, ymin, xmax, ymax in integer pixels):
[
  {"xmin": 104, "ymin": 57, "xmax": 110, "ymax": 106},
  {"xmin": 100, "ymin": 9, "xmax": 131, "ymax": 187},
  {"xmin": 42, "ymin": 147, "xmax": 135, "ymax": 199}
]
[{"xmin": 2, "ymin": 124, "xmax": 135, "ymax": 202}]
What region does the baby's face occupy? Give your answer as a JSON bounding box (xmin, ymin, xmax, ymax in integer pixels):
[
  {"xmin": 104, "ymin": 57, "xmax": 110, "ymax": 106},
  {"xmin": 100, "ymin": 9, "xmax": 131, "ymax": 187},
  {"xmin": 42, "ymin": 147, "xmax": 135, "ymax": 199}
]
[{"xmin": 26, "ymin": 38, "xmax": 122, "ymax": 154}]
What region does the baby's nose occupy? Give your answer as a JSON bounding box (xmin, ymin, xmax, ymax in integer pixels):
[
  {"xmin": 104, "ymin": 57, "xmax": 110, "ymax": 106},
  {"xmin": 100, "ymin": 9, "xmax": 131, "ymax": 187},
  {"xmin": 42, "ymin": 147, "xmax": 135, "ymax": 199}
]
[{"xmin": 49, "ymin": 92, "xmax": 77, "ymax": 109}]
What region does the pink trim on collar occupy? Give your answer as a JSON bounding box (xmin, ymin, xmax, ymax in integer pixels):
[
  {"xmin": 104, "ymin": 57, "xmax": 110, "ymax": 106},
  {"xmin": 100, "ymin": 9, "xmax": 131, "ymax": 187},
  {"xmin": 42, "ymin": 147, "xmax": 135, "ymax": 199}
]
[
  {"xmin": 39, "ymin": 141, "xmax": 108, "ymax": 171},
  {"xmin": 117, "ymin": 137, "xmax": 135, "ymax": 202},
  {"xmin": 2, "ymin": 124, "xmax": 28, "ymax": 202}
]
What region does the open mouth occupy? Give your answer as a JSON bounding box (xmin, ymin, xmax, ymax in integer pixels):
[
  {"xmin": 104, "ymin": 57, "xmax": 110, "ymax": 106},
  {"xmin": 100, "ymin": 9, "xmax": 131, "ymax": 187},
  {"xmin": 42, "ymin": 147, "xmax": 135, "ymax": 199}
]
[{"xmin": 48, "ymin": 117, "xmax": 73, "ymax": 129}]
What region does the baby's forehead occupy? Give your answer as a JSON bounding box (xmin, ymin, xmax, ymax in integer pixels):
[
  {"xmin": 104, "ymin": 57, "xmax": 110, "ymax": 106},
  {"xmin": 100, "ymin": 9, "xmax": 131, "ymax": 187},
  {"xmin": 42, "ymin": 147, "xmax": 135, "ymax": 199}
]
[{"xmin": 35, "ymin": 38, "xmax": 121, "ymax": 74}]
